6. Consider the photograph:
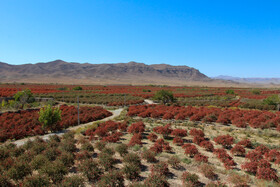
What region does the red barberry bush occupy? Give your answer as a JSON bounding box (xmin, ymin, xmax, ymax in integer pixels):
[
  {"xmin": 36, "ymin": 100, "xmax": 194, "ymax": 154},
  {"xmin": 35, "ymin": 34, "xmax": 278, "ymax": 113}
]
[
  {"xmin": 230, "ymin": 144, "xmax": 246, "ymax": 157},
  {"xmin": 213, "ymin": 135, "xmax": 234, "ymax": 149}
]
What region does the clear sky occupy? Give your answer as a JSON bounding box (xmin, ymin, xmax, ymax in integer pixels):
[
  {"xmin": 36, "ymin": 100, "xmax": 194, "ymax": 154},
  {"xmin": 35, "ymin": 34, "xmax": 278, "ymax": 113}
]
[{"xmin": 0, "ymin": 0, "xmax": 280, "ymax": 77}]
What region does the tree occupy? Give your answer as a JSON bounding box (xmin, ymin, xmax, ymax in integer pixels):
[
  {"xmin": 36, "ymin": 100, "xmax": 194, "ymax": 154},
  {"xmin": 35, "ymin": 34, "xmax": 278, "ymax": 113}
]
[
  {"xmin": 153, "ymin": 90, "xmax": 174, "ymax": 104},
  {"xmin": 39, "ymin": 105, "xmax": 61, "ymax": 132},
  {"xmin": 225, "ymin": 89, "xmax": 235, "ymax": 95},
  {"xmin": 14, "ymin": 89, "xmax": 35, "ymax": 107},
  {"xmin": 263, "ymin": 95, "xmax": 280, "ymax": 106},
  {"xmin": 72, "ymin": 86, "xmax": 82, "ymax": 91}
]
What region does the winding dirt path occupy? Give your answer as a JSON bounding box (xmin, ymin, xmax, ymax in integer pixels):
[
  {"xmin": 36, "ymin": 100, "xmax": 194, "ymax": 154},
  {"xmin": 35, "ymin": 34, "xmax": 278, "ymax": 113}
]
[{"xmin": 12, "ymin": 108, "xmax": 124, "ymax": 147}]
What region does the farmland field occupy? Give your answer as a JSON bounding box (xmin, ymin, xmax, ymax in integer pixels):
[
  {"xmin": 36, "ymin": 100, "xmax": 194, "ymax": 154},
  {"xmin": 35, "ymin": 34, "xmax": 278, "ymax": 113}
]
[{"xmin": 0, "ymin": 83, "xmax": 280, "ymax": 186}]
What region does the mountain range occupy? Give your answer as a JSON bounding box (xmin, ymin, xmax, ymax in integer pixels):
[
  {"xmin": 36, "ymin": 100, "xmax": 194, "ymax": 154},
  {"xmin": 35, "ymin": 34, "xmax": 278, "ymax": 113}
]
[
  {"xmin": 213, "ymin": 75, "xmax": 280, "ymax": 84},
  {"xmin": 0, "ymin": 60, "xmax": 278, "ymax": 86}
]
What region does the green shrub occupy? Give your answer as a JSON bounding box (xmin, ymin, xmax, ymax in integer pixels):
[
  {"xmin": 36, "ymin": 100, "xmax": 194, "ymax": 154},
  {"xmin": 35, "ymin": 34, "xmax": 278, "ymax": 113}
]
[
  {"xmin": 141, "ymin": 149, "xmax": 157, "ymax": 163},
  {"xmin": 95, "ymin": 141, "xmax": 107, "ymax": 151},
  {"xmin": 62, "ymin": 131, "xmax": 75, "ymax": 140},
  {"xmin": 123, "ymin": 153, "xmax": 141, "ymax": 167},
  {"xmin": 59, "ymin": 141, "xmax": 76, "ymax": 153},
  {"xmin": 102, "ymin": 147, "xmax": 115, "ymax": 156},
  {"xmin": 7, "ymin": 160, "xmax": 32, "ymax": 181},
  {"xmin": 22, "ymin": 139, "xmax": 35, "ymax": 150},
  {"xmin": 49, "ymin": 134, "xmax": 61, "ymax": 143},
  {"xmin": 31, "ymin": 142, "xmax": 47, "ymax": 155},
  {"xmin": 0, "ymin": 174, "xmax": 13, "ymax": 187},
  {"xmin": 116, "ymin": 143, "xmax": 128, "ymax": 157},
  {"xmin": 98, "ymin": 152, "xmax": 116, "ymax": 171},
  {"xmin": 60, "ymin": 175, "xmax": 85, "ymax": 187},
  {"xmin": 98, "ymin": 170, "xmax": 124, "ymax": 187},
  {"xmin": 43, "ymin": 147, "xmax": 61, "ymax": 161},
  {"xmin": 73, "ymin": 86, "xmax": 83, "ymax": 91},
  {"xmin": 123, "ymin": 163, "xmax": 141, "ymax": 180},
  {"xmin": 144, "ymin": 174, "xmax": 169, "ymax": 187},
  {"xmin": 22, "ymin": 174, "xmax": 51, "ymax": 187},
  {"xmin": 181, "ymin": 171, "xmax": 199, "ymax": 186},
  {"xmin": 31, "ymin": 154, "xmax": 50, "ymax": 170},
  {"xmin": 78, "ymin": 158, "xmax": 103, "ymax": 182},
  {"xmin": 151, "ymin": 161, "xmax": 169, "ymax": 176},
  {"xmin": 59, "ymin": 152, "xmax": 75, "ymax": 168},
  {"xmin": 81, "ymin": 141, "xmax": 94, "ymax": 152},
  {"xmin": 168, "ymin": 155, "xmax": 181, "ymax": 169},
  {"xmin": 39, "ymin": 160, "xmax": 68, "ymax": 184}
]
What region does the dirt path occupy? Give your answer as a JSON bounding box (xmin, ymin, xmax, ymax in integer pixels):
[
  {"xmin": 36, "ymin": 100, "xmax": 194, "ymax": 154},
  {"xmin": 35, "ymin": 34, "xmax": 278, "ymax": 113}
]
[
  {"xmin": 12, "ymin": 108, "xmax": 124, "ymax": 147},
  {"xmin": 144, "ymin": 99, "xmax": 155, "ymax": 104}
]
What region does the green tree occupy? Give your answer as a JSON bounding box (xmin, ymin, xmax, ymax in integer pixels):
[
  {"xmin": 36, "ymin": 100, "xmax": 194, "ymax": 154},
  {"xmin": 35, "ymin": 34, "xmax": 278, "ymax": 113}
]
[
  {"xmin": 225, "ymin": 89, "xmax": 235, "ymax": 95},
  {"xmin": 39, "ymin": 105, "xmax": 61, "ymax": 132},
  {"xmin": 153, "ymin": 90, "xmax": 174, "ymax": 104},
  {"xmin": 72, "ymin": 86, "xmax": 82, "ymax": 91},
  {"xmin": 14, "ymin": 89, "xmax": 35, "ymax": 107},
  {"xmin": 263, "ymin": 95, "xmax": 280, "ymax": 106}
]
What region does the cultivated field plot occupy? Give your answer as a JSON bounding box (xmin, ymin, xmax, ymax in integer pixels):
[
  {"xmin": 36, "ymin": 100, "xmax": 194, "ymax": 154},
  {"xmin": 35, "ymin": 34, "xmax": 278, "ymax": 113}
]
[
  {"xmin": 1, "ymin": 84, "xmax": 280, "ymax": 109},
  {"xmin": 1, "ymin": 105, "xmax": 280, "ymax": 186}
]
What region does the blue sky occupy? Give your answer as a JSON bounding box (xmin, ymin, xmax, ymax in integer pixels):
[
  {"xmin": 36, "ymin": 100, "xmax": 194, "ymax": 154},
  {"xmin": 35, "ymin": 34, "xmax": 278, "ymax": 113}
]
[{"xmin": 0, "ymin": 0, "xmax": 280, "ymax": 77}]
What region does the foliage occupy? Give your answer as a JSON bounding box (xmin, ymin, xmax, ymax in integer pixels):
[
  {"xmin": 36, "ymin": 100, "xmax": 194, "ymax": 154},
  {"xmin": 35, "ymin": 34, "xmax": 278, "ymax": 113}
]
[
  {"xmin": 153, "ymin": 90, "xmax": 174, "ymax": 104},
  {"xmin": 7, "ymin": 160, "xmax": 32, "ymax": 181},
  {"xmin": 98, "ymin": 170, "xmax": 124, "ymax": 187},
  {"xmin": 60, "ymin": 175, "xmax": 85, "ymax": 187},
  {"xmin": 14, "ymin": 89, "xmax": 35, "ymax": 103},
  {"xmin": 144, "ymin": 174, "xmax": 169, "ymax": 187},
  {"xmin": 213, "ymin": 135, "xmax": 234, "ymax": 149},
  {"xmin": 78, "ymin": 158, "xmax": 103, "ymax": 182},
  {"xmin": 22, "ymin": 174, "xmax": 51, "ymax": 187},
  {"xmin": 38, "ymin": 105, "xmax": 62, "ymax": 132},
  {"xmin": 39, "ymin": 160, "xmax": 68, "ymax": 184},
  {"xmin": 168, "ymin": 155, "xmax": 181, "ymax": 169},
  {"xmin": 150, "ymin": 161, "xmax": 169, "ymax": 176},
  {"xmin": 142, "ymin": 149, "xmax": 157, "ymax": 163},
  {"xmin": 116, "ymin": 143, "xmax": 128, "ymax": 157},
  {"xmin": 123, "ymin": 163, "xmax": 141, "ymax": 180},
  {"xmin": 181, "ymin": 171, "xmax": 199, "ymax": 187}
]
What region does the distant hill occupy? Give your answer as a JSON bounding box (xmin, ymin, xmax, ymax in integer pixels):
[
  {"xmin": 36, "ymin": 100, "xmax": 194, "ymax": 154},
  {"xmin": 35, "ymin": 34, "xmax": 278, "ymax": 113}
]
[
  {"xmin": 0, "ymin": 60, "xmax": 253, "ymax": 86},
  {"xmin": 213, "ymin": 75, "xmax": 280, "ymax": 84}
]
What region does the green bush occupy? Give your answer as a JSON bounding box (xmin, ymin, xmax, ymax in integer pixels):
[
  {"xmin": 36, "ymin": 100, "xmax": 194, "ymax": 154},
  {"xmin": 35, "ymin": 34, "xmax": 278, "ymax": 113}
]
[
  {"xmin": 22, "ymin": 174, "xmax": 51, "ymax": 187},
  {"xmin": 123, "ymin": 163, "xmax": 141, "ymax": 180},
  {"xmin": 59, "ymin": 151, "xmax": 75, "ymax": 168},
  {"xmin": 142, "ymin": 149, "xmax": 156, "ymax": 163},
  {"xmin": 181, "ymin": 171, "xmax": 199, "ymax": 186},
  {"xmin": 78, "ymin": 158, "xmax": 103, "ymax": 182},
  {"xmin": 62, "ymin": 131, "xmax": 75, "ymax": 140},
  {"xmin": 43, "ymin": 147, "xmax": 61, "ymax": 161},
  {"xmin": 153, "ymin": 90, "xmax": 174, "ymax": 104},
  {"xmin": 81, "ymin": 141, "xmax": 94, "ymax": 152},
  {"xmin": 95, "ymin": 141, "xmax": 107, "ymax": 151},
  {"xmin": 144, "ymin": 174, "xmax": 169, "ymax": 187},
  {"xmin": 168, "ymin": 155, "xmax": 181, "ymax": 169},
  {"xmin": 30, "ymin": 154, "xmax": 50, "ymax": 170},
  {"xmin": 151, "ymin": 161, "xmax": 169, "ymax": 177},
  {"xmin": 39, "ymin": 160, "xmax": 68, "ymax": 184},
  {"xmin": 73, "ymin": 86, "xmax": 83, "ymax": 91},
  {"xmin": 98, "ymin": 152, "xmax": 116, "ymax": 171},
  {"xmin": 98, "ymin": 170, "xmax": 124, "ymax": 187},
  {"xmin": 31, "ymin": 142, "xmax": 47, "ymax": 155},
  {"xmin": 59, "ymin": 141, "xmax": 76, "ymax": 153},
  {"xmin": 60, "ymin": 175, "xmax": 85, "ymax": 187},
  {"xmin": 7, "ymin": 160, "xmax": 32, "ymax": 181},
  {"xmin": 116, "ymin": 143, "xmax": 128, "ymax": 157},
  {"xmin": 123, "ymin": 153, "xmax": 141, "ymax": 167},
  {"xmin": 0, "ymin": 174, "xmax": 13, "ymax": 187},
  {"xmin": 102, "ymin": 147, "xmax": 115, "ymax": 156}
]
